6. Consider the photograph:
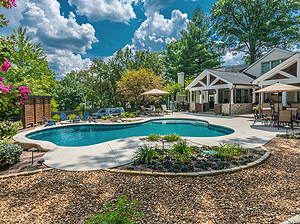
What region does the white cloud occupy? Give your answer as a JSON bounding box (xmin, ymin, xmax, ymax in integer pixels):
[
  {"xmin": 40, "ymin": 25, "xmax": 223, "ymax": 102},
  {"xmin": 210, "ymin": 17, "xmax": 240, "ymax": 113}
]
[
  {"xmin": 47, "ymin": 50, "xmax": 92, "ymax": 78},
  {"xmin": 222, "ymin": 51, "xmax": 245, "ymax": 66},
  {"xmin": 132, "ymin": 10, "xmax": 189, "ymax": 52},
  {"xmin": 68, "ymin": 0, "xmax": 137, "ymax": 23},
  {"xmin": 0, "ymin": 0, "xmax": 99, "ymax": 77},
  {"xmin": 20, "ymin": 1, "xmax": 98, "ymax": 54},
  {"xmin": 142, "ymin": 0, "xmax": 175, "ymax": 17}
]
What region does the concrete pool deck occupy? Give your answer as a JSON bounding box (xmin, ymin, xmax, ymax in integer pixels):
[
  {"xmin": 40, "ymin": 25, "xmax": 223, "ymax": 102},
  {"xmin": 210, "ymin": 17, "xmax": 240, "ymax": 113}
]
[{"xmin": 13, "ymin": 113, "xmax": 298, "ymax": 171}]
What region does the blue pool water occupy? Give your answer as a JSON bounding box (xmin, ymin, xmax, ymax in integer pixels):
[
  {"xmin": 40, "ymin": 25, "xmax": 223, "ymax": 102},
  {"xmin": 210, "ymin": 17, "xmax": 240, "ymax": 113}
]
[{"xmin": 26, "ymin": 119, "xmax": 234, "ymax": 147}]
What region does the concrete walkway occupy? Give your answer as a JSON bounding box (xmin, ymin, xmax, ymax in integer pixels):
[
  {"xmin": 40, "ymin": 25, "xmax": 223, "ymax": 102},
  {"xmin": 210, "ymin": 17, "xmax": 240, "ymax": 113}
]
[{"xmin": 13, "ymin": 113, "xmax": 298, "ymax": 171}]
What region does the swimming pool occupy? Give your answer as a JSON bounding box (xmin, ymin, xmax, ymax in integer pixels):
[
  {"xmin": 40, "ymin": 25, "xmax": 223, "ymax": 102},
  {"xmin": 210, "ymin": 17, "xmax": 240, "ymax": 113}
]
[{"xmin": 26, "ymin": 119, "xmax": 234, "ymax": 147}]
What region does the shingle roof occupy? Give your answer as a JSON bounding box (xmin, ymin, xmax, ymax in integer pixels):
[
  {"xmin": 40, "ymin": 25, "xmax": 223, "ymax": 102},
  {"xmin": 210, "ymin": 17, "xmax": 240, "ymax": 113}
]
[{"xmin": 207, "ymin": 69, "xmax": 254, "ymax": 85}]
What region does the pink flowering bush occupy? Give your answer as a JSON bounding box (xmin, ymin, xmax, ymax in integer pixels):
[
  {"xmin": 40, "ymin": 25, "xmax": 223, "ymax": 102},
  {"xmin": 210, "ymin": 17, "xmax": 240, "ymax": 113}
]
[
  {"xmin": 0, "ymin": 57, "xmax": 11, "ymax": 72},
  {"xmin": 0, "ymin": 77, "xmax": 30, "ymax": 120}
]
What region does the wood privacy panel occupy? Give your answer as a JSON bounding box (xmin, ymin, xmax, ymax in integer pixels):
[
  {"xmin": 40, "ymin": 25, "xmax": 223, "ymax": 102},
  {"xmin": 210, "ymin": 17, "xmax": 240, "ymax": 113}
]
[
  {"xmin": 23, "ymin": 96, "xmax": 52, "ymax": 129},
  {"xmin": 35, "ymin": 98, "xmax": 44, "ymax": 123},
  {"xmin": 43, "ymin": 98, "xmax": 51, "ymax": 119}
]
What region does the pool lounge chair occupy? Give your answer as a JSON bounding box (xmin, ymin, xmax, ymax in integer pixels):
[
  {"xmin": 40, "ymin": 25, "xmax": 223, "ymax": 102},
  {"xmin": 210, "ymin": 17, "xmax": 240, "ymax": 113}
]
[
  {"xmin": 162, "ymin": 105, "xmax": 173, "ymax": 115},
  {"xmin": 42, "ymin": 116, "xmax": 56, "ymax": 127},
  {"xmin": 150, "ymin": 105, "xmax": 161, "ymax": 115},
  {"xmin": 72, "ymin": 116, "xmax": 81, "ymax": 124},
  {"xmin": 82, "ymin": 112, "xmax": 89, "ymax": 122},
  {"xmin": 140, "ymin": 106, "xmax": 150, "ymax": 115},
  {"xmin": 60, "ymin": 112, "xmax": 71, "ymax": 124}
]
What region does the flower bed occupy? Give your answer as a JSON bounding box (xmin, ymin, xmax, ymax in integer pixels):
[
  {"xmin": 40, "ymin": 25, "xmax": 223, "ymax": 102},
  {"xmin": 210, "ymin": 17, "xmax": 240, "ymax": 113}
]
[
  {"xmin": 118, "ymin": 137, "xmax": 265, "ymax": 173},
  {"xmin": 276, "ymin": 132, "xmax": 300, "ymax": 139}
]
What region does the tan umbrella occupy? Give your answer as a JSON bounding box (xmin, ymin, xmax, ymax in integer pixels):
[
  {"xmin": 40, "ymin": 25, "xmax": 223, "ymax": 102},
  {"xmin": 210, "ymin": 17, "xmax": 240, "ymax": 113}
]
[
  {"xmin": 254, "ymin": 83, "xmax": 300, "ymax": 128},
  {"xmin": 140, "ymin": 88, "xmax": 169, "ymax": 95},
  {"xmin": 254, "ymin": 83, "xmax": 300, "ymax": 93}
]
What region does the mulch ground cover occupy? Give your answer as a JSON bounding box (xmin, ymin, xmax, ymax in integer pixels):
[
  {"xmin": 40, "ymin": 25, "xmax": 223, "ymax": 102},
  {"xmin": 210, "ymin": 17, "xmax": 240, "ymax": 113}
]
[{"xmin": 0, "ymin": 137, "xmax": 299, "ymax": 223}]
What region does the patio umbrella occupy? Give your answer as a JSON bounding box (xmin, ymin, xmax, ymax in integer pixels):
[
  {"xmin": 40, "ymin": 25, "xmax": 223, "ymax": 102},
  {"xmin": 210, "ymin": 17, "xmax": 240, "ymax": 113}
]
[
  {"xmin": 254, "ymin": 83, "xmax": 300, "ymax": 128},
  {"xmin": 140, "ymin": 88, "xmax": 169, "ymax": 95}
]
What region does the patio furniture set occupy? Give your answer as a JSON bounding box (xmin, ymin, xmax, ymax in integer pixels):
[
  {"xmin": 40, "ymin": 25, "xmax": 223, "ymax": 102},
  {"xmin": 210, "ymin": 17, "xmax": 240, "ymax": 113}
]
[
  {"xmin": 43, "ymin": 112, "xmax": 96, "ymax": 127},
  {"xmin": 253, "ymin": 103, "xmax": 300, "ymax": 129},
  {"xmin": 140, "ymin": 105, "xmax": 173, "ymax": 116}
]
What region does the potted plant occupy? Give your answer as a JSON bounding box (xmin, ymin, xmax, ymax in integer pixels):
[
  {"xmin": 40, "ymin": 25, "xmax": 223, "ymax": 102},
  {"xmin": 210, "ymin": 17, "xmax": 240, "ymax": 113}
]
[{"xmin": 252, "ymin": 105, "xmax": 259, "ymax": 115}]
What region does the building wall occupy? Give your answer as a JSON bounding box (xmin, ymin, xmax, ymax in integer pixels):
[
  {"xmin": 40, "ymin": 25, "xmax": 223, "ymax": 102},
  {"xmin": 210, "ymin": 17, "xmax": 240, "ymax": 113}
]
[
  {"xmin": 245, "ymin": 50, "xmax": 293, "ymax": 78},
  {"xmin": 221, "ymin": 103, "xmax": 253, "ymax": 114}
]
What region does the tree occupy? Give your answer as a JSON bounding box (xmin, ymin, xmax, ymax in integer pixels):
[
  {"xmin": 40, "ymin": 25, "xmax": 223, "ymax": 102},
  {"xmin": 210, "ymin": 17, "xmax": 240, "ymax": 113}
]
[
  {"xmin": 77, "ymin": 58, "xmax": 111, "ymax": 108},
  {"xmin": 52, "ymin": 71, "xmax": 86, "ymax": 111},
  {"xmin": 165, "ymin": 6, "xmax": 220, "ymax": 80},
  {"xmin": 211, "ymin": 0, "xmax": 300, "ymax": 64},
  {"xmin": 117, "ymin": 68, "xmax": 164, "ymax": 108},
  {"xmin": 0, "ymin": 26, "xmax": 57, "ymax": 94}
]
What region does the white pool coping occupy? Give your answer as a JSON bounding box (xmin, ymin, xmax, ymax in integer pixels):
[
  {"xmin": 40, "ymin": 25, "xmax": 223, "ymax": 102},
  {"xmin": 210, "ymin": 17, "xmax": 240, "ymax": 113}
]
[{"xmin": 13, "ymin": 113, "xmax": 293, "ymax": 171}]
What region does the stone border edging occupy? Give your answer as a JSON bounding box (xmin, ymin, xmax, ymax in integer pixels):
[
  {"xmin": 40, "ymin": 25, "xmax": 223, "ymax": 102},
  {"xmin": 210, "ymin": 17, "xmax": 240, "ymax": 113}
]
[
  {"xmin": 0, "ymin": 168, "xmax": 53, "ymax": 180},
  {"xmin": 103, "ymin": 147, "xmax": 270, "ymax": 177},
  {"xmin": 279, "ymin": 214, "xmax": 300, "ymax": 224}
]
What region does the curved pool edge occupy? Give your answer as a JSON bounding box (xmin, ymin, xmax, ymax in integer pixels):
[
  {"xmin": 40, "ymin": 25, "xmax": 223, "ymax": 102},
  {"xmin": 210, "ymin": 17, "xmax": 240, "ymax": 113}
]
[{"xmin": 13, "ymin": 113, "xmax": 286, "ymax": 171}]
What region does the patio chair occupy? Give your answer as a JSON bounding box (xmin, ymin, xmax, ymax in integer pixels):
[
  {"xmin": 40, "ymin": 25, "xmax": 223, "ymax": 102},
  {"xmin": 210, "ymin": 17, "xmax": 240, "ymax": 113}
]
[
  {"xmin": 72, "ymin": 116, "xmax": 81, "ymax": 124},
  {"xmin": 162, "ymin": 105, "xmax": 173, "ymax": 115},
  {"xmin": 291, "ymin": 103, "xmax": 300, "ymax": 119},
  {"xmin": 140, "ymin": 106, "xmax": 150, "ymax": 115},
  {"xmin": 150, "ymin": 105, "xmax": 161, "ymax": 115},
  {"xmin": 273, "ymin": 103, "xmax": 283, "ymax": 113},
  {"xmin": 42, "ymin": 116, "xmax": 56, "ymax": 127},
  {"xmin": 60, "ymin": 112, "xmax": 72, "ymax": 124},
  {"xmin": 278, "ymin": 110, "xmax": 293, "ymax": 130},
  {"xmin": 82, "ymin": 112, "xmax": 89, "ymax": 122}
]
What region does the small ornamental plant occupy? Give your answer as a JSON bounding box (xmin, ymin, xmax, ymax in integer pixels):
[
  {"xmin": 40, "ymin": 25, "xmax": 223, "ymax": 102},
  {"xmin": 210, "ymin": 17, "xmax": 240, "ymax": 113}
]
[
  {"xmin": 146, "ymin": 134, "xmax": 161, "ymax": 141},
  {"xmin": 0, "ymin": 121, "xmax": 20, "ymax": 139},
  {"xmin": 162, "ymin": 133, "xmax": 180, "ymax": 141},
  {"xmin": 0, "ymin": 77, "xmax": 31, "ymax": 121},
  {"xmin": 0, "ymin": 144, "xmax": 23, "ymax": 169},
  {"xmin": 86, "ymin": 195, "xmax": 144, "ymax": 224},
  {"xmin": 252, "ymin": 105, "xmax": 259, "ymax": 111}
]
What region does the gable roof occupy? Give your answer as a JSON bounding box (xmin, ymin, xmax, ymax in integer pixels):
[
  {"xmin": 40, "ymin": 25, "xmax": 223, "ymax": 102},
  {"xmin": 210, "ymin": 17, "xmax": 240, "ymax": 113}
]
[
  {"xmin": 252, "ymin": 53, "xmax": 300, "ymax": 84},
  {"xmin": 207, "ymin": 69, "xmax": 254, "ymax": 85},
  {"xmin": 243, "ymin": 47, "xmax": 294, "ymax": 73}
]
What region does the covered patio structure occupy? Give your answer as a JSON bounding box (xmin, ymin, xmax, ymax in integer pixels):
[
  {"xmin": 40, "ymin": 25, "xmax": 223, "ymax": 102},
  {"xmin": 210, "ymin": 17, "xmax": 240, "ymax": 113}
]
[{"xmin": 186, "ymin": 69, "xmax": 258, "ymax": 114}]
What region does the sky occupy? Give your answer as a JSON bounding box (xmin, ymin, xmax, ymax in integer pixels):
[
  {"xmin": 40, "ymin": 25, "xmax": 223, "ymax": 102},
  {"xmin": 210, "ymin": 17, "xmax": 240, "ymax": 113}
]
[{"xmin": 0, "ymin": 0, "xmax": 244, "ymax": 78}]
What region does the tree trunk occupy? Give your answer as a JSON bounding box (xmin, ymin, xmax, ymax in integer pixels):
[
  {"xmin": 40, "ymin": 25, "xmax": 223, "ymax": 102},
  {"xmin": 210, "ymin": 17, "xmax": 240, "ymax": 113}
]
[{"xmin": 250, "ymin": 46, "xmax": 256, "ymax": 64}]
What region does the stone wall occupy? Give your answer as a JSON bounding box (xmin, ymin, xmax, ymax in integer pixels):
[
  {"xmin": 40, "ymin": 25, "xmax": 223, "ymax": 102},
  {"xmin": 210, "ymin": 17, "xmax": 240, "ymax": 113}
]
[
  {"xmin": 221, "ymin": 103, "xmax": 253, "ymax": 114},
  {"xmin": 189, "ymin": 103, "xmax": 195, "ymax": 112}
]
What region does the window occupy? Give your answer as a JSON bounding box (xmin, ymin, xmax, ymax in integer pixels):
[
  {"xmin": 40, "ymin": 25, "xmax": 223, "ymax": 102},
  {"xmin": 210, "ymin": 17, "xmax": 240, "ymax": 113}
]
[
  {"xmin": 261, "ymin": 58, "xmax": 287, "ymax": 74},
  {"xmin": 261, "ymin": 62, "xmax": 270, "ymax": 74},
  {"xmin": 271, "ymin": 60, "xmax": 280, "ymax": 69}
]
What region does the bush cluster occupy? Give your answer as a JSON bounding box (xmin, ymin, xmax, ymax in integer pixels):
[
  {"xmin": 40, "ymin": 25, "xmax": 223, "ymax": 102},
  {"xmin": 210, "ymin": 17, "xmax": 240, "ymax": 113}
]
[
  {"xmin": 276, "ymin": 132, "xmax": 300, "ymax": 139},
  {"xmin": 0, "ymin": 121, "xmax": 21, "ymax": 139},
  {"xmin": 0, "ymin": 144, "xmax": 23, "ymax": 168}
]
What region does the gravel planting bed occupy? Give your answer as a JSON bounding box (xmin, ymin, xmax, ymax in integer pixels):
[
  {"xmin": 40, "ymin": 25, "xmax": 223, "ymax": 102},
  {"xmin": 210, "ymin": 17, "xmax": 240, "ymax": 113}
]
[{"xmin": 0, "ymin": 137, "xmax": 299, "ymax": 223}]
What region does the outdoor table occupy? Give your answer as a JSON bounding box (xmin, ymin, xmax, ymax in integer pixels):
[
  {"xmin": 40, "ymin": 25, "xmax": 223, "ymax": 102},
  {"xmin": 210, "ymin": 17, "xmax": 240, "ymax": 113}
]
[{"xmin": 263, "ymin": 112, "xmax": 278, "ymax": 127}]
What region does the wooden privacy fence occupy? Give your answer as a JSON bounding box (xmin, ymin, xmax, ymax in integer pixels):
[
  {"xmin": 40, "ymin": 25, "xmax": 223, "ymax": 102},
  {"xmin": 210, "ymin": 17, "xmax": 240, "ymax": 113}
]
[{"xmin": 23, "ymin": 95, "xmax": 52, "ymax": 129}]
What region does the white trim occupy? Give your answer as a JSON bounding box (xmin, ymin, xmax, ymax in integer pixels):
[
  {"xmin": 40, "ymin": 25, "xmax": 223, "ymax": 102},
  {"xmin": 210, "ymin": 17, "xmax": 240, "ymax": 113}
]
[
  {"xmin": 253, "ymin": 53, "xmax": 300, "ymax": 85},
  {"xmin": 243, "ymin": 47, "xmax": 294, "ymax": 73}
]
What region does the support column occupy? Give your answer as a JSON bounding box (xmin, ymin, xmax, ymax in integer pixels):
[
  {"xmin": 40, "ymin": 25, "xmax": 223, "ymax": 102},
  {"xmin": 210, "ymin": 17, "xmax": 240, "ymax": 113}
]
[
  {"xmin": 282, "ymin": 92, "xmax": 287, "ymax": 106},
  {"xmin": 189, "ymin": 90, "xmax": 192, "ymax": 103},
  {"xmin": 230, "ymin": 89, "xmax": 234, "ymax": 104},
  {"xmin": 200, "ymin": 91, "xmax": 203, "ymax": 104},
  {"xmin": 214, "ymin": 89, "xmax": 219, "ymax": 104},
  {"xmin": 260, "ymin": 92, "xmax": 264, "ymax": 104},
  {"xmin": 297, "ymin": 59, "xmax": 300, "ymax": 78},
  {"xmin": 205, "ymin": 91, "xmax": 209, "ymax": 103},
  {"xmin": 294, "ymin": 91, "xmax": 298, "ymax": 102},
  {"xmin": 252, "ymin": 88, "xmax": 256, "ymax": 103}
]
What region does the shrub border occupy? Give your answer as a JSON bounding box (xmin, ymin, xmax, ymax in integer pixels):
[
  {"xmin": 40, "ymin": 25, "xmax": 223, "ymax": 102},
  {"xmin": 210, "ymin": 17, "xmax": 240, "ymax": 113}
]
[{"xmin": 102, "ymin": 146, "xmax": 270, "ymax": 177}]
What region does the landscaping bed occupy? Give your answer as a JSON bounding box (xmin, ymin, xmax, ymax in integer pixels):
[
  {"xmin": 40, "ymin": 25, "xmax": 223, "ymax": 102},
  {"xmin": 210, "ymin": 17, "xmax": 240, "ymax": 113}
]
[
  {"xmin": 116, "ymin": 135, "xmax": 265, "ymax": 173},
  {"xmin": 0, "ymin": 138, "xmax": 299, "ymax": 223}
]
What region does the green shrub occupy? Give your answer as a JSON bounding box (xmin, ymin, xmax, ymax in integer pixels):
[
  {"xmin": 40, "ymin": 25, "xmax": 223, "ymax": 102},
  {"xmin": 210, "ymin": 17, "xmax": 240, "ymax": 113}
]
[
  {"xmin": 101, "ymin": 116, "xmax": 109, "ymax": 120},
  {"xmin": 69, "ymin": 114, "xmax": 77, "ymax": 120},
  {"xmin": 156, "ymin": 108, "xmax": 161, "ymax": 111},
  {"xmin": 162, "ymin": 133, "xmax": 180, "ymax": 142},
  {"xmin": 121, "ymin": 113, "xmax": 126, "ymax": 118},
  {"xmin": 0, "ymin": 144, "xmax": 23, "ymax": 168},
  {"xmin": 78, "ymin": 112, "xmax": 83, "ymax": 118},
  {"xmin": 129, "ymin": 113, "xmax": 135, "ymax": 118},
  {"xmin": 133, "ymin": 144, "xmax": 157, "ymax": 164},
  {"xmin": 212, "ymin": 143, "xmax": 246, "ymax": 160},
  {"xmin": 125, "ymin": 112, "xmax": 130, "ymax": 118},
  {"xmin": 0, "ymin": 121, "xmax": 19, "ymax": 139},
  {"xmin": 175, "ymin": 109, "xmax": 178, "ymax": 112},
  {"xmin": 171, "ymin": 140, "xmax": 192, "ymax": 154},
  {"xmin": 147, "ymin": 134, "xmax": 161, "ymax": 141},
  {"xmin": 135, "ymin": 110, "xmax": 141, "ymax": 116},
  {"xmin": 52, "ymin": 114, "xmax": 61, "ymax": 122},
  {"xmin": 86, "ymin": 195, "xmax": 144, "ymax": 224},
  {"xmin": 128, "ymin": 120, "xmax": 132, "ymax": 122}
]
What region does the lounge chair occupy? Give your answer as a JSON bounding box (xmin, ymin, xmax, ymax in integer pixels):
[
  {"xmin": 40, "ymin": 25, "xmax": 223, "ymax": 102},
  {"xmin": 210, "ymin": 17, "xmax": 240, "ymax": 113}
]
[
  {"xmin": 278, "ymin": 110, "xmax": 293, "ymax": 130},
  {"xmin": 42, "ymin": 116, "xmax": 56, "ymax": 127},
  {"xmin": 72, "ymin": 116, "xmax": 81, "ymax": 124},
  {"xmin": 82, "ymin": 112, "xmax": 89, "ymax": 122},
  {"xmin": 60, "ymin": 112, "xmax": 71, "ymax": 124},
  {"xmin": 150, "ymin": 105, "xmax": 161, "ymax": 115},
  {"xmin": 140, "ymin": 106, "xmax": 150, "ymax": 115},
  {"xmin": 273, "ymin": 103, "xmax": 283, "ymax": 113},
  {"xmin": 162, "ymin": 105, "xmax": 173, "ymax": 115}
]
